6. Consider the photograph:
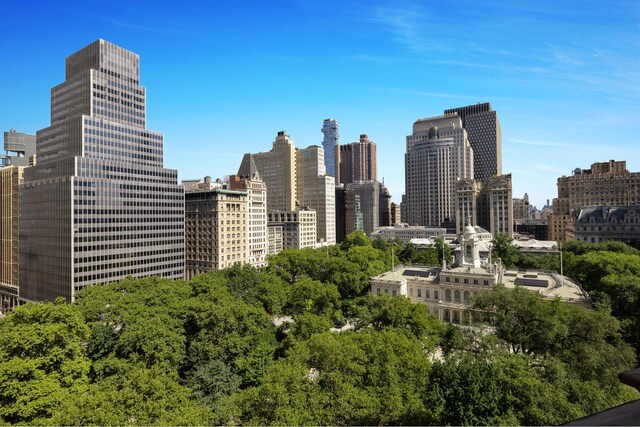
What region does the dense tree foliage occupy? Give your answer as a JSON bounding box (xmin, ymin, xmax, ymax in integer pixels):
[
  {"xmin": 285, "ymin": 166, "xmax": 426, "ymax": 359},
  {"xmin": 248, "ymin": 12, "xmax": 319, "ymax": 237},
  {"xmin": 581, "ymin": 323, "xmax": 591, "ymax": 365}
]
[
  {"xmin": 0, "ymin": 232, "xmax": 637, "ymax": 426},
  {"xmin": 0, "ymin": 300, "xmax": 90, "ymax": 424}
]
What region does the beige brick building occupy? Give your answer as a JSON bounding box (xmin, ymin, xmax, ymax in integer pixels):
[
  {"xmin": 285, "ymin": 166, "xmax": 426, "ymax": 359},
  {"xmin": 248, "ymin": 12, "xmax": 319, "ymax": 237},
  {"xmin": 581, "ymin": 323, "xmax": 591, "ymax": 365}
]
[
  {"xmin": 184, "ymin": 189, "xmax": 248, "ymax": 278},
  {"xmin": 251, "ymin": 131, "xmax": 335, "ymax": 246},
  {"xmin": 405, "ymin": 114, "xmax": 474, "ymax": 227},
  {"xmin": 550, "ymin": 160, "xmax": 640, "ymax": 242},
  {"xmin": 456, "ymin": 174, "xmax": 513, "ymax": 238},
  {"xmin": 252, "ymin": 131, "xmax": 297, "ymax": 212},
  {"xmin": 1, "ymin": 166, "xmax": 24, "ymax": 309},
  {"xmin": 229, "ymin": 154, "xmax": 268, "ymax": 267}
]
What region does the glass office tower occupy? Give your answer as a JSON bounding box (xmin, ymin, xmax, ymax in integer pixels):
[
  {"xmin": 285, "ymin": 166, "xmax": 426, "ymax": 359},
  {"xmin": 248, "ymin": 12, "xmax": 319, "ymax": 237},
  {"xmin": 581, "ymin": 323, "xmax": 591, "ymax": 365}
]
[{"xmin": 20, "ymin": 39, "xmax": 184, "ymax": 302}]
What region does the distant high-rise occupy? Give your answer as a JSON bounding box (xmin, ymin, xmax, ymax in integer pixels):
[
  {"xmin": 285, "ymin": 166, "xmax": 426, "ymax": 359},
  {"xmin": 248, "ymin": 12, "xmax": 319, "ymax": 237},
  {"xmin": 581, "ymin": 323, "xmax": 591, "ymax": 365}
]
[
  {"xmin": 252, "ymin": 131, "xmax": 297, "ymax": 212},
  {"xmin": 444, "ymin": 103, "xmax": 501, "ymax": 182},
  {"xmin": 229, "ymin": 154, "xmax": 268, "ymax": 267},
  {"xmin": 20, "ymin": 39, "xmax": 184, "ymax": 302},
  {"xmin": 336, "ymin": 134, "xmax": 377, "ymax": 184},
  {"xmin": 456, "ymin": 175, "xmax": 514, "ymax": 238},
  {"xmin": 296, "ymin": 145, "xmax": 336, "ymax": 245},
  {"xmin": 2, "ymin": 130, "xmax": 36, "ymax": 167},
  {"xmin": 405, "ymin": 114, "xmax": 473, "ymax": 227},
  {"xmin": 321, "ymin": 119, "xmax": 339, "ymax": 177},
  {"xmin": 252, "ymin": 131, "xmax": 335, "ymax": 246}
]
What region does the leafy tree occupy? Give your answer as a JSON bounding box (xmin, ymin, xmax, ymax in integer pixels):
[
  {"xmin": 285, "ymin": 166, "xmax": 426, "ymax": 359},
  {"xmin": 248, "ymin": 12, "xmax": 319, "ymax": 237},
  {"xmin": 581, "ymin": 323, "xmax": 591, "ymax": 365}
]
[
  {"xmin": 0, "ymin": 300, "xmax": 90, "ymax": 424},
  {"xmin": 51, "ymin": 364, "xmax": 213, "ymax": 425},
  {"xmin": 185, "ymin": 359, "xmax": 241, "ymax": 411},
  {"xmin": 352, "ymin": 294, "xmax": 443, "ymax": 347},
  {"xmin": 414, "ymin": 247, "xmax": 440, "ymax": 265},
  {"xmin": 398, "ymin": 242, "xmax": 418, "ymax": 263},
  {"xmin": 230, "ymin": 330, "xmax": 436, "ymax": 426},
  {"xmin": 434, "ymin": 238, "xmax": 453, "ymax": 265},
  {"xmin": 426, "ymin": 351, "xmax": 585, "ymax": 426},
  {"xmin": 492, "ymin": 233, "xmax": 518, "ymax": 267},
  {"xmin": 287, "ymin": 277, "xmax": 341, "ymax": 317},
  {"xmin": 183, "ymin": 274, "xmax": 277, "ymax": 382},
  {"xmin": 340, "ymin": 229, "xmax": 372, "ymax": 250},
  {"xmin": 472, "ymin": 285, "xmax": 636, "ymax": 385}
]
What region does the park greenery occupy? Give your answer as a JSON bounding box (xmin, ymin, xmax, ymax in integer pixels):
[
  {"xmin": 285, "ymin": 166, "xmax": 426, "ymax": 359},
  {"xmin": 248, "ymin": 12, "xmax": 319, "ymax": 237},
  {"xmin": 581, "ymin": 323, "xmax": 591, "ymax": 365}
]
[{"xmin": 0, "ymin": 230, "xmax": 638, "ymax": 425}]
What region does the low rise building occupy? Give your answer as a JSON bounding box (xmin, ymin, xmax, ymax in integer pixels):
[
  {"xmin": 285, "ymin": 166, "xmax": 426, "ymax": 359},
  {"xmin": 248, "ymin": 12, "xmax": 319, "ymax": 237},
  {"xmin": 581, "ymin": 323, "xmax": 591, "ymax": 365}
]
[
  {"xmin": 371, "ymin": 224, "xmax": 590, "ymax": 323},
  {"xmin": 574, "ymin": 205, "xmax": 640, "ymax": 248},
  {"xmin": 372, "ymin": 223, "xmax": 446, "ymax": 243},
  {"xmin": 267, "ymin": 224, "xmax": 283, "ymax": 255},
  {"xmin": 268, "ymin": 209, "xmax": 317, "ymax": 250}
]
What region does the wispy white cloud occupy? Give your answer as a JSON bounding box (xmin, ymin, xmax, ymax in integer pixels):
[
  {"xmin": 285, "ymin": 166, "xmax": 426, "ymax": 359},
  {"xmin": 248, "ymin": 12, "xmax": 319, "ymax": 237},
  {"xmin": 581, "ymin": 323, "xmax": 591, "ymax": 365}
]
[
  {"xmin": 368, "ymin": 3, "xmax": 450, "ymax": 53},
  {"xmin": 509, "ymin": 137, "xmax": 571, "ymax": 148}
]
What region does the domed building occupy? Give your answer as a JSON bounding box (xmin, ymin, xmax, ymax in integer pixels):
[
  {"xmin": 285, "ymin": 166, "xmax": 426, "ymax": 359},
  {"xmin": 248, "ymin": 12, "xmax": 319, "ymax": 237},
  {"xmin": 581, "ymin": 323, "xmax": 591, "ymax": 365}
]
[{"xmin": 371, "ymin": 222, "xmax": 590, "ymax": 323}]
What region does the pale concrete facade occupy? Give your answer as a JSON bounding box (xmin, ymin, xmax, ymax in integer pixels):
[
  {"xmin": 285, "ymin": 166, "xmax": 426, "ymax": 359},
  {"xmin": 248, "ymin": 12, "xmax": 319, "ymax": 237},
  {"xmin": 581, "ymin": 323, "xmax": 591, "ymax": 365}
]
[
  {"xmin": 456, "ymin": 174, "xmax": 513, "ymax": 238},
  {"xmin": 19, "ymin": 39, "xmax": 184, "ymax": 302},
  {"xmin": 296, "ymin": 145, "xmax": 336, "ymax": 245},
  {"xmin": 268, "ymin": 210, "xmax": 317, "ymax": 250},
  {"xmin": 405, "ymin": 114, "xmax": 473, "ymax": 227},
  {"xmin": 252, "ymin": 132, "xmax": 335, "ymax": 246},
  {"xmin": 267, "ymin": 224, "xmax": 283, "ymax": 255},
  {"xmin": 371, "ymin": 223, "xmax": 446, "ymax": 243}
]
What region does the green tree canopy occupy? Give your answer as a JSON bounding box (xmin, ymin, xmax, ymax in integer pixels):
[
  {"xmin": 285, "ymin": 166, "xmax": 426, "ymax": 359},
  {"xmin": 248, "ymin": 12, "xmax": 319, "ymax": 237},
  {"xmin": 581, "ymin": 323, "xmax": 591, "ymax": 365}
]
[{"xmin": 0, "ymin": 300, "xmax": 90, "ymax": 425}]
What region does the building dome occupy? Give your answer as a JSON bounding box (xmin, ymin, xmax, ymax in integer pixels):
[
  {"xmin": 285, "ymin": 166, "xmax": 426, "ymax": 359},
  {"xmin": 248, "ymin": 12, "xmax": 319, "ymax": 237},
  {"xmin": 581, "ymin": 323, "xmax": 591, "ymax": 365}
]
[{"xmin": 464, "ymin": 224, "xmax": 476, "ymax": 238}]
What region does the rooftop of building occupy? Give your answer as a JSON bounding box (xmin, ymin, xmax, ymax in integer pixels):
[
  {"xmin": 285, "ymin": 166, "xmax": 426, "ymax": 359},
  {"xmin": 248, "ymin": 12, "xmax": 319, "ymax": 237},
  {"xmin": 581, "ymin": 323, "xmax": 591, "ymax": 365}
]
[
  {"xmin": 577, "ymin": 205, "xmax": 640, "ymax": 224},
  {"xmin": 372, "ymin": 265, "xmax": 589, "ymax": 305}
]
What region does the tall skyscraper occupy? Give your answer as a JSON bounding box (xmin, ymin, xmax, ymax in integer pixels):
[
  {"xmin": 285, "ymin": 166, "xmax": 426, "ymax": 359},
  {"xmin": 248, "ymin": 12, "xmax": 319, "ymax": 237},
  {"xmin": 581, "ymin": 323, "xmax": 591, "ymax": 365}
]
[
  {"xmin": 456, "ymin": 175, "xmax": 513, "ymax": 238},
  {"xmin": 296, "ymin": 145, "xmax": 336, "ymax": 245},
  {"xmin": 20, "ymin": 39, "xmax": 184, "ymax": 302},
  {"xmin": 252, "ymin": 131, "xmax": 297, "ymax": 212},
  {"xmin": 229, "ymin": 154, "xmax": 268, "ymax": 267},
  {"xmin": 444, "ymin": 103, "xmax": 501, "ymax": 182},
  {"xmin": 321, "ymin": 119, "xmax": 339, "ymax": 177},
  {"xmin": 336, "ymin": 134, "xmax": 377, "ymax": 184},
  {"xmin": 252, "ymin": 131, "xmax": 335, "ymax": 246},
  {"xmin": 405, "ymin": 114, "xmax": 473, "ymax": 227}
]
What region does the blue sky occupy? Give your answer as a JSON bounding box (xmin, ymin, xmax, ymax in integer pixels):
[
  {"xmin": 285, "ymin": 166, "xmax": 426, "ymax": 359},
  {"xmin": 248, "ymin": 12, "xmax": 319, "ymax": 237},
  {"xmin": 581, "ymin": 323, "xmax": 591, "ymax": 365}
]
[{"xmin": 2, "ymin": 0, "xmax": 639, "ymax": 207}]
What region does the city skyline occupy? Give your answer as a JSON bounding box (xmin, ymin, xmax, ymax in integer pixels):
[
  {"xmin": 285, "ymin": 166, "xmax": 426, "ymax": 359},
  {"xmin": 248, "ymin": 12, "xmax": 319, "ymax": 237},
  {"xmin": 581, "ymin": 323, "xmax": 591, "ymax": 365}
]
[{"xmin": 2, "ymin": 0, "xmax": 639, "ymax": 208}]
